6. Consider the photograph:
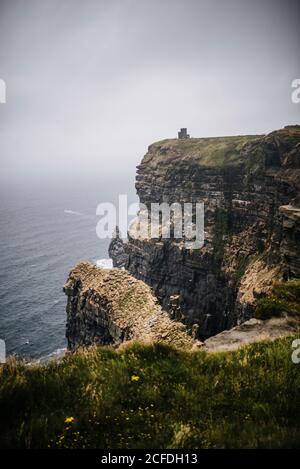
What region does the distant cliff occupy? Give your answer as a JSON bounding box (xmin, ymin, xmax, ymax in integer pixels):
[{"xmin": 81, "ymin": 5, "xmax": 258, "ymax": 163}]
[{"xmin": 109, "ymin": 126, "xmax": 300, "ymax": 339}]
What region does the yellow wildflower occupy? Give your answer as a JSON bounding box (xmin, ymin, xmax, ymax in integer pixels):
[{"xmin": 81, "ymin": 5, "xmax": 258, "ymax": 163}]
[
  {"xmin": 131, "ymin": 375, "xmax": 140, "ymax": 381},
  {"xmin": 64, "ymin": 416, "xmax": 75, "ymax": 424}
]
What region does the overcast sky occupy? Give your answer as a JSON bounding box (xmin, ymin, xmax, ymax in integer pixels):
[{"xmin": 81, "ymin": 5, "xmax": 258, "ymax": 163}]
[{"xmin": 0, "ymin": 0, "xmax": 299, "ymax": 182}]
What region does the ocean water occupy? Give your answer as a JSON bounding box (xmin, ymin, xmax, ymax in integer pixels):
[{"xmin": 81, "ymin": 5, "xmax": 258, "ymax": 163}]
[{"xmin": 0, "ymin": 176, "xmax": 136, "ymax": 359}]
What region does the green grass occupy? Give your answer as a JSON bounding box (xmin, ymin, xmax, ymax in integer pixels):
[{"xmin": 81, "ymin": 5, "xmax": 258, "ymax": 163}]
[
  {"xmin": 1, "ymin": 336, "xmax": 300, "ymax": 449},
  {"xmin": 151, "ymin": 135, "xmax": 261, "ymax": 167},
  {"xmin": 255, "ymin": 280, "xmax": 300, "ymax": 319},
  {"xmin": 233, "ymin": 255, "xmax": 249, "ymax": 283}
]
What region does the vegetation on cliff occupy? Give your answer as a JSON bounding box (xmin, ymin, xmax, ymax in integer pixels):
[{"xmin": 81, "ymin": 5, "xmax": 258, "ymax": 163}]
[
  {"xmin": 255, "ymin": 280, "xmax": 300, "ymax": 320},
  {"xmin": 148, "ymin": 126, "xmax": 300, "ymax": 170},
  {"xmin": 0, "ymin": 336, "xmax": 299, "ymax": 449},
  {"xmin": 148, "ymin": 135, "xmax": 261, "ymax": 167}
]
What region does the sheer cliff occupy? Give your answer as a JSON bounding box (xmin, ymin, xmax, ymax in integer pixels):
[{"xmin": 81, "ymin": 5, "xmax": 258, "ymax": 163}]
[{"xmin": 109, "ymin": 126, "xmax": 300, "ymax": 339}]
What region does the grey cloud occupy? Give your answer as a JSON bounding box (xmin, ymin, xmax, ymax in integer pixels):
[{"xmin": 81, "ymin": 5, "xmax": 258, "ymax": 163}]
[{"xmin": 0, "ymin": 0, "xmax": 299, "ymax": 181}]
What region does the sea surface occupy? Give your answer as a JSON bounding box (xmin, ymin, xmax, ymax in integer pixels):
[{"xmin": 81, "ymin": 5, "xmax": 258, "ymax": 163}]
[{"xmin": 0, "ymin": 175, "xmax": 136, "ymax": 359}]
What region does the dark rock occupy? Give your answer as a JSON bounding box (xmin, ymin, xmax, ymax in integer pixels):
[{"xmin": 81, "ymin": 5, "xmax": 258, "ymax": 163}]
[{"xmin": 108, "ymin": 227, "xmax": 128, "ymax": 268}]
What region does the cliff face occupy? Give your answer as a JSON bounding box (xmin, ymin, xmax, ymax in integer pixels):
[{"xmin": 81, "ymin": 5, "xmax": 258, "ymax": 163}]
[
  {"xmin": 110, "ymin": 126, "xmax": 300, "ymax": 339},
  {"xmin": 64, "ymin": 261, "xmax": 199, "ymax": 350}
]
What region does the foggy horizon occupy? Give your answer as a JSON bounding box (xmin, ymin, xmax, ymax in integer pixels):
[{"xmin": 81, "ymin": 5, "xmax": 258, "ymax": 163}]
[{"xmin": 0, "ymin": 0, "xmax": 299, "ymax": 183}]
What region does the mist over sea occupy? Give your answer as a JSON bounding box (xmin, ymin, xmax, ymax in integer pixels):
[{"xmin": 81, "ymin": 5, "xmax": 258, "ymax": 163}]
[{"xmin": 0, "ymin": 175, "xmax": 136, "ymax": 359}]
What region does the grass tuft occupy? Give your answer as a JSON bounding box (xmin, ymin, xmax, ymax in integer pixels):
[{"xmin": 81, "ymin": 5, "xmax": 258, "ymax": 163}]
[{"xmin": 255, "ymin": 280, "xmax": 300, "ymax": 319}]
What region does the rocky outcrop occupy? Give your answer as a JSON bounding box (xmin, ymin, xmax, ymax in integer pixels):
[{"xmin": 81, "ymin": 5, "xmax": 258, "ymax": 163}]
[
  {"xmin": 108, "ymin": 227, "xmax": 129, "ymax": 268},
  {"xmin": 110, "ymin": 126, "xmax": 300, "ymax": 339},
  {"xmin": 203, "ymin": 317, "xmax": 299, "ymax": 352},
  {"xmin": 64, "ymin": 261, "xmax": 200, "ymax": 350}
]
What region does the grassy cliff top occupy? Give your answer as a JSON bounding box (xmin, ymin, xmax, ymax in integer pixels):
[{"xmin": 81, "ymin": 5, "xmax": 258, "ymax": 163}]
[
  {"xmin": 142, "ymin": 126, "xmax": 300, "ymax": 168},
  {"xmin": 144, "ymin": 134, "xmax": 261, "ymax": 167}
]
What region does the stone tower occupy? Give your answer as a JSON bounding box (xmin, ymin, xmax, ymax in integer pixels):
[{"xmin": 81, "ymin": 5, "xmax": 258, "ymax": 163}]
[{"xmin": 178, "ymin": 128, "xmax": 190, "ymax": 139}]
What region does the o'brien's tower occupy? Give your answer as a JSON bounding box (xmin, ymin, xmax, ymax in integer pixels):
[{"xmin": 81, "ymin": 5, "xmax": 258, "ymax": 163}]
[{"xmin": 178, "ymin": 128, "xmax": 190, "ymax": 139}]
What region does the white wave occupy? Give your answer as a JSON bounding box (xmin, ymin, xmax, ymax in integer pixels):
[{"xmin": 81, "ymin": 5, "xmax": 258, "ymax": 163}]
[
  {"xmin": 96, "ymin": 258, "xmax": 113, "ymax": 269},
  {"xmin": 64, "ymin": 209, "xmax": 82, "ymax": 216},
  {"xmin": 35, "ymin": 347, "xmax": 67, "ymax": 365},
  {"xmin": 48, "ymin": 347, "xmax": 66, "ymax": 358}
]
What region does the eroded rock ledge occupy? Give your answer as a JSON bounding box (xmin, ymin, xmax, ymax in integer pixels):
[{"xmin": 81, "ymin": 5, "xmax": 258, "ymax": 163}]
[
  {"xmin": 203, "ymin": 317, "xmax": 299, "ymax": 352},
  {"xmin": 64, "ymin": 261, "xmax": 200, "ymax": 351}
]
